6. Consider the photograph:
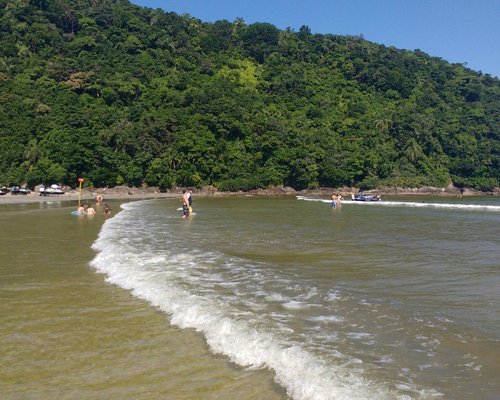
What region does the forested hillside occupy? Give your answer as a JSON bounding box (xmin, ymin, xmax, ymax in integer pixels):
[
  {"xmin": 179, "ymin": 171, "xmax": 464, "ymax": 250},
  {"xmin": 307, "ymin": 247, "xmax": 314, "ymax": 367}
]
[{"xmin": 0, "ymin": 0, "xmax": 498, "ymax": 191}]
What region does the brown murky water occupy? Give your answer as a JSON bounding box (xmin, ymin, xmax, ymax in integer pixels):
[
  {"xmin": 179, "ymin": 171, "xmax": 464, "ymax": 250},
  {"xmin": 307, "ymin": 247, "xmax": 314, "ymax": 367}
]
[
  {"xmin": 0, "ymin": 201, "xmax": 285, "ymax": 400},
  {"xmin": 2, "ymin": 196, "xmax": 500, "ymax": 399}
]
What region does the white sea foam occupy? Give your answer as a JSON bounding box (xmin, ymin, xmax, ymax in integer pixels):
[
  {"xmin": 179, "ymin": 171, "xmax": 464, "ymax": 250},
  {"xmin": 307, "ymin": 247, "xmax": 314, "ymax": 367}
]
[
  {"xmin": 283, "ymin": 300, "xmax": 306, "ymax": 310},
  {"xmin": 375, "ymin": 355, "xmax": 394, "ymax": 364},
  {"xmin": 296, "ymin": 195, "xmax": 500, "ymax": 212},
  {"xmin": 325, "ymin": 290, "xmax": 343, "ymax": 301},
  {"xmin": 307, "ymin": 315, "xmax": 344, "ymax": 323},
  {"xmin": 265, "ymin": 292, "xmax": 290, "ymax": 302},
  {"xmin": 347, "ymin": 332, "xmax": 373, "ymax": 340},
  {"xmin": 89, "ymin": 201, "xmax": 408, "ymax": 400}
]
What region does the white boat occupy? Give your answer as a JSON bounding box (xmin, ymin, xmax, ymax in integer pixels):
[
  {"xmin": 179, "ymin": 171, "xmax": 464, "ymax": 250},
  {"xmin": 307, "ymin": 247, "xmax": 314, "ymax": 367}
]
[
  {"xmin": 11, "ymin": 186, "xmax": 30, "ymax": 195},
  {"xmin": 353, "ymin": 193, "xmax": 381, "ymax": 201},
  {"xmin": 39, "ymin": 184, "xmax": 65, "ymax": 196}
]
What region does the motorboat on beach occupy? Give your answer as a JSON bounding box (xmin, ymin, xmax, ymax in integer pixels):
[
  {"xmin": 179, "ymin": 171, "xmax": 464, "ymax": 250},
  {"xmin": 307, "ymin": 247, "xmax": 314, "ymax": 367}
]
[
  {"xmin": 0, "ymin": 187, "xmax": 9, "ymax": 195},
  {"xmin": 353, "ymin": 192, "xmax": 381, "ymax": 202},
  {"xmin": 39, "ymin": 184, "xmax": 65, "ymax": 196},
  {"xmin": 10, "ymin": 185, "xmax": 30, "ymax": 195}
]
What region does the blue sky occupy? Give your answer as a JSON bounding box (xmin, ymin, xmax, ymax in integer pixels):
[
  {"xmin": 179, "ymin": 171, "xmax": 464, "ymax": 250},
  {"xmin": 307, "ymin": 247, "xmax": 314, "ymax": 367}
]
[{"xmin": 130, "ymin": 0, "xmax": 499, "ymax": 77}]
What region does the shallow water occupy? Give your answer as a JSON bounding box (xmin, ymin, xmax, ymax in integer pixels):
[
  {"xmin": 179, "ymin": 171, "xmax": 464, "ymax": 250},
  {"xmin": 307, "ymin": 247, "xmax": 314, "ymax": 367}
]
[
  {"xmin": 87, "ymin": 195, "xmax": 500, "ymax": 399},
  {"xmin": 0, "ymin": 200, "xmax": 284, "ymax": 400},
  {"xmin": 1, "ymin": 196, "xmax": 499, "ymax": 399}
]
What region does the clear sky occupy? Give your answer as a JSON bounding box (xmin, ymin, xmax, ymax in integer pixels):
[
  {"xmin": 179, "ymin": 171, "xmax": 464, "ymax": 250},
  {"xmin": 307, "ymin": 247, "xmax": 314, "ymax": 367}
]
[{"xmin": 130, "ymin": 0, "xmax": 499, "ymax": 78}]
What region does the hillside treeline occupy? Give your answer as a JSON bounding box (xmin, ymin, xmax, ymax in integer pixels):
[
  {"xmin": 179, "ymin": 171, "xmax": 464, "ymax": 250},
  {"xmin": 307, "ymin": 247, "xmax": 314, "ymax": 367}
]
[{"xmin": 0, "ymin": 0, "xmax": 498, "ymax": 191}]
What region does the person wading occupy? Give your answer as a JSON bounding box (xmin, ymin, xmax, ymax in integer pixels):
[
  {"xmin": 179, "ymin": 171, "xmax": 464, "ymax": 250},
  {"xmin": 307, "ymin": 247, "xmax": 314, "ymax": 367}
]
[{"xmin": 181, "ymin": 190, "xmax": 190, "ymax": 218}]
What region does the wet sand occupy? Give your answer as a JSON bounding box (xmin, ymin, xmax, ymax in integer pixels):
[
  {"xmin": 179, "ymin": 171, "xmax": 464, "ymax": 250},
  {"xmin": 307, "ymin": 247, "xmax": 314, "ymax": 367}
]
[{"xmin": 0, "ymin": 190, "xmax": 179, "ymax": 205}]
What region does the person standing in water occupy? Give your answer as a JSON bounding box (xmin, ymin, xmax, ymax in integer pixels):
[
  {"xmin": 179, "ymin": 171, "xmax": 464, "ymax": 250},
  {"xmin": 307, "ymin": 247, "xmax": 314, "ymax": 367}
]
[
  {"xmin": 331, "ymin": 193, "xmax": 342, "ymax": 208},
  {"xmin": 187, "ymin": 189, "xmax": 193, "ymax": 214},
  {"xmin": 181, "ymin": 190, "xmax": 190, "ymax": 218}
]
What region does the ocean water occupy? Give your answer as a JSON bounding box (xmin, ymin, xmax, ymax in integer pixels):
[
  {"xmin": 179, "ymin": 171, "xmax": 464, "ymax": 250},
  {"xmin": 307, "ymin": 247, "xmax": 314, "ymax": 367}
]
[
  {"xmin": 0, "ymin": 200, "xmax": 284, "ymax": 400},
  {"xmin": 89, "ymin": 195, "xmax": 500, "ymax": 400}
]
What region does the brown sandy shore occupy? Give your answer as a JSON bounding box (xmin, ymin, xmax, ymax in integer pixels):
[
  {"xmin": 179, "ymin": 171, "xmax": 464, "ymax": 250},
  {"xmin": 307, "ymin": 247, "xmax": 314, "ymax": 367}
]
[
  {"xmin": 0, "ymin": 184, "xmax": 498, "ymax": 206},
  {"xmin": 0, "ymin": 186, "xmax": 179, "ymax": 205}
]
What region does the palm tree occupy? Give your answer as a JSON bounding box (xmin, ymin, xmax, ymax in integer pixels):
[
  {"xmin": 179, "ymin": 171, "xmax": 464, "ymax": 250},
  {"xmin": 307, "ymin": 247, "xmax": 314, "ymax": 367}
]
[
  {"xmin": 23, "ymin": 139, "xmax": 43, "ymax": 171},
  {"xmin": 405, "ymin": 138, "xmax": 423, "ymax": 164},
  {"xmin": 375, "ymin": 118, "xmax": 391, "ymax": 133}
]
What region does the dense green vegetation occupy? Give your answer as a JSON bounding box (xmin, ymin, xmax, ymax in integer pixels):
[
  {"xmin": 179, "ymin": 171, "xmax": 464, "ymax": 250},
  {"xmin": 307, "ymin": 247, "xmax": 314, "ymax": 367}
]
[{"xmin": 0, "ymin": 0, "xmax": 498, "ymax": 191}]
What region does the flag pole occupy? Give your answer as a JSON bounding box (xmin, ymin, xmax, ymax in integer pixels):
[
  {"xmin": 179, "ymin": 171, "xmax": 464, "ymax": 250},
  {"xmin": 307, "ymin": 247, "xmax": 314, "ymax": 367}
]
[{"xmin": 78, "ymin": 178, "xmax": 84, "ymax": 207}]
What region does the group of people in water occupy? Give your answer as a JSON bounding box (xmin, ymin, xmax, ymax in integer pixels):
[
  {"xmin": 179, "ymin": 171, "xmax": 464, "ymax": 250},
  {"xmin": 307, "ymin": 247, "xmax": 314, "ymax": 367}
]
[
  {"xmin": 77, "ymin": 189, "xmax": 194, "ymax": 218},
  {"xmin": 331, "ymin": 193, "xmax": 342, "ymax": 208},
  {"xmin": 180, "ymin": 189, "xmax": 347, "ymax": 216},
  {"xmin": 75, "ymin": 194, "xmax": 111, "ymax": 215}
]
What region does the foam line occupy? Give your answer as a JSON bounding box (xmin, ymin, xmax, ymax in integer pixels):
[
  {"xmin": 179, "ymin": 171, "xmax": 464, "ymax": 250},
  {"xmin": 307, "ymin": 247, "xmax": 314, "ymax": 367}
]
[
  {"xmin": 296, "ymin": 196, "xmax": 500, "ymax": 212},
  {"xmin": 89, "ymin": 202, "xmax": 404, "ymax": 400}
]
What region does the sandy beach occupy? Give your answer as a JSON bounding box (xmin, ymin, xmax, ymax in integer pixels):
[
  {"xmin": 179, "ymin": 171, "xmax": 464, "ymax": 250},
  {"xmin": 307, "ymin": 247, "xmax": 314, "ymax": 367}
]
[
  {"xmin": 0, "ymin": 186, "xmax": 179, "ymax": 205},
  {"xmin": 1, "ymin": 184, "xmax": 496, "ymax": 207}
]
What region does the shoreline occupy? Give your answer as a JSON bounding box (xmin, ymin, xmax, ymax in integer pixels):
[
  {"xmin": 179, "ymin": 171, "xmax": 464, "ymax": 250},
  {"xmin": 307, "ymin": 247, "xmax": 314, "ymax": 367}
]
[
  {"xmin": 0, "ymin": 190, "xmax": 178, "ymax": 205},
  {"xmin": 0, "ymin": 185, "xmax": 497, "ymax": 206}
]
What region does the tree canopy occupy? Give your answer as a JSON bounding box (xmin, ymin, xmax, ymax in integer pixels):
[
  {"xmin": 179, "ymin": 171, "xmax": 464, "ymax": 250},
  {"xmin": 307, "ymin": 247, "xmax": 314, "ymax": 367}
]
[{"xmin": 0, "ymin": 0, "xmax": 498, "ymax": 191}]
